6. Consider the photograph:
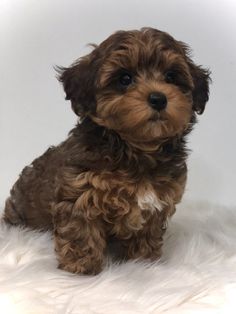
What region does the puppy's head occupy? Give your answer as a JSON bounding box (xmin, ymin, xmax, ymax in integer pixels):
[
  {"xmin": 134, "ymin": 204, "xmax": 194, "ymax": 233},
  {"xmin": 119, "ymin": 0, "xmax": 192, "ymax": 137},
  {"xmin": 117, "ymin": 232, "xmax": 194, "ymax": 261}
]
[{"xmin": 59, "ymin": 28, "xmax": 210, "ymax": 143}]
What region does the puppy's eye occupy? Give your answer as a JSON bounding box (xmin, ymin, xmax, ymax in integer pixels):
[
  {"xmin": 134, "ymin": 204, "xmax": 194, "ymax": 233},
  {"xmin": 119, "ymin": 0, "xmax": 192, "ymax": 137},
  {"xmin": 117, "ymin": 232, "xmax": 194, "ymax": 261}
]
[
  {"xmin": 119, "ymin": 73, "xmax": 133, "ymax": 86},
  {"xmin": 165, "ymin": 71, "xmax": 177, "ymax": 84}
]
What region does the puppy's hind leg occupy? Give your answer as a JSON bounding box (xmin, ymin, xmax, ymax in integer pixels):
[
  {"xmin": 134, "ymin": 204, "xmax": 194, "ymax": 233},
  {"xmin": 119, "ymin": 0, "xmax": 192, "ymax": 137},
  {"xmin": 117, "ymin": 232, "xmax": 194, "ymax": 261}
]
[{"xmin": 2, "ymin": 197, "xmax": 26, "ymax": 226}]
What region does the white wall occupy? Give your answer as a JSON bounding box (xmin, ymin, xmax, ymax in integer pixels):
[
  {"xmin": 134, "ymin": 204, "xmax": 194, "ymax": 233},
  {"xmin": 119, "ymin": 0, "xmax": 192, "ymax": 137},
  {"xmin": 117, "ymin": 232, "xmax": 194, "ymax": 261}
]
[{"xmin": 1, "ymin": 0, "xmax": 236, "ymax": 206}]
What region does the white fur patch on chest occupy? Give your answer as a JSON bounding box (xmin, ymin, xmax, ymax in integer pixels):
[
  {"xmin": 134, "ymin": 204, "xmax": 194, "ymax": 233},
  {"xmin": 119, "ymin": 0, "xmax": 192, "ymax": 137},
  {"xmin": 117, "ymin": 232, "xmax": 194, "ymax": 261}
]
[{"xmin": 137, "ymin": 189, "xmax": 164, "ymax": 213}]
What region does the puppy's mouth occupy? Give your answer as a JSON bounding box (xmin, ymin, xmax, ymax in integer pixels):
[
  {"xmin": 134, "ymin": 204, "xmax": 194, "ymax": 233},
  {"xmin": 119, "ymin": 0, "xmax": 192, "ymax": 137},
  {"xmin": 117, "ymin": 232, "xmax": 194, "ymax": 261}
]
[{"xmin": 149, "ymin": 111, "xmax": 168, "ymax": 122}]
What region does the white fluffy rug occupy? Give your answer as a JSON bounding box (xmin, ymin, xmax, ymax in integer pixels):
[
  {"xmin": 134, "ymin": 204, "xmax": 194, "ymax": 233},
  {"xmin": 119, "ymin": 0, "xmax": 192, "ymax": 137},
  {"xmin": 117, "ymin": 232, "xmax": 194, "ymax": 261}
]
[{"xmin": 0, "ymin": 201, "xmax": 236, "ymax": 314}]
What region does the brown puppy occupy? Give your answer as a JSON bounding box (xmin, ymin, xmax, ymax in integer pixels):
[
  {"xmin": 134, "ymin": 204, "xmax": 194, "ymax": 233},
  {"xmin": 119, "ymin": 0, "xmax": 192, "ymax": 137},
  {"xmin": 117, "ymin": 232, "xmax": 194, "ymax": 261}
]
[{"xmin": 3, "ymin": 28, "xmax": 210, "ymax": 275}]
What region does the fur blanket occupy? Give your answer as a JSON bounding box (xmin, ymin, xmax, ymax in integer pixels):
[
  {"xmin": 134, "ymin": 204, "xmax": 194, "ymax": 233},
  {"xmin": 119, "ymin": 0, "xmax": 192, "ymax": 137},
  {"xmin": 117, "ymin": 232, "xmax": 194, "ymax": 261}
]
[{"xmin": 0, "ymin": 201, "xmax": 236, "ymax": 313}]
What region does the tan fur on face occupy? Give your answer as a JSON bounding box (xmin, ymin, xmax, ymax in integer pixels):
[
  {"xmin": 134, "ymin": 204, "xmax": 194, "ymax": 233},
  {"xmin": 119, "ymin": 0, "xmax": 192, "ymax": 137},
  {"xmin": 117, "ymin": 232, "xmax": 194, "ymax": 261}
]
[
  {"xmin": 89, "ymin": 37, "xmax": 195, "ymax": 146},
  {"xmin": 92, "ymin": 81, "xmax": 192, "ymax": 144}
]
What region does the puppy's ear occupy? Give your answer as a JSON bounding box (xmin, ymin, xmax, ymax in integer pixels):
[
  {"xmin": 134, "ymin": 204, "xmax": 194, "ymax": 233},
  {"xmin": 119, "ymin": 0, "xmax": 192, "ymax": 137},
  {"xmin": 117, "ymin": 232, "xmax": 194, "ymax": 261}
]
[
  {"xmin": 179, "ymin": 42, "xmax": 211, "ymax": 115},
  {"xmin": 188, "ymin": 62, "xmax": 211, "ymax": 114},
  {"xmin": 57, "ymin": 50, "xmax": 99, "ymax": 116}
]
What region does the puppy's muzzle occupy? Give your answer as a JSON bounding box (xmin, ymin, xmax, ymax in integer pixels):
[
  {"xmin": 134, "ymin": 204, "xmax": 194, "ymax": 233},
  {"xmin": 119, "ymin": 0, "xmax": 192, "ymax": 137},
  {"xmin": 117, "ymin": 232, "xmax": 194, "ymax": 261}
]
[{"xmin": 148, "ymin": 92, "xmax": 167, "ymax": 111}]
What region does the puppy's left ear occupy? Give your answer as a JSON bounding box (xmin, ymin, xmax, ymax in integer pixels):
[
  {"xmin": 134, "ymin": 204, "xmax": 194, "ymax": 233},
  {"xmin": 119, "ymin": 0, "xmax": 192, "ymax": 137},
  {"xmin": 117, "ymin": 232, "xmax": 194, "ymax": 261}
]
[
  {"xmin": 179, "ymin": 42, "xmax": 211, "ymax": 115},
  {"xmin": 188, "ymin": 62, "xmax": 211, "ymax": 114}
]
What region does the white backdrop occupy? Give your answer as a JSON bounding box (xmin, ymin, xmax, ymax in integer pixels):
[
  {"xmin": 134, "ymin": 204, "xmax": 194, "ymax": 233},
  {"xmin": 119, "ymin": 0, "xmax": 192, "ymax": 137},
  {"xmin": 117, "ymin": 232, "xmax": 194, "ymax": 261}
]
[{"xmin": 1, "ymin": 0, "xmax": 236, "ymax": 207}]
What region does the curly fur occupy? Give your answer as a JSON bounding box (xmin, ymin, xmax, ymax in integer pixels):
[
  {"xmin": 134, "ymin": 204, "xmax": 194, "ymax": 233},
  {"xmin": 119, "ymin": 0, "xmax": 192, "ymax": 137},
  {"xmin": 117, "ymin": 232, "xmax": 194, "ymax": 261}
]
[{"xmin": 3, "ymin": 28, "xmax": 210, "ymax": 275}]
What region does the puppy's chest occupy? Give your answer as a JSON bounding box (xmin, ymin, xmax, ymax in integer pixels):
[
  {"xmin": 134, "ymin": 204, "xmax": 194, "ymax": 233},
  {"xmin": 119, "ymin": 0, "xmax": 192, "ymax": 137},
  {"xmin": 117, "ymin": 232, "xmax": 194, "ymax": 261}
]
[
  {"xmin": 77, "ymin": 171, "xmax": 167, "ymax": 214},
  {"xmin": 136, "ymin": 186, "xmax": 165, "ymax": 213}
]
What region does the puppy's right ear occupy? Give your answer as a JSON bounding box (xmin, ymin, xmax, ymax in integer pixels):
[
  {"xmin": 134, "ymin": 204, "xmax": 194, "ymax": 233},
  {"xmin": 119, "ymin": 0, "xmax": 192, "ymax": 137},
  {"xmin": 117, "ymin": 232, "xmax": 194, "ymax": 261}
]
[{"xmin": 57, "ymin": 50, "xmax": 99, "ymax": 117}]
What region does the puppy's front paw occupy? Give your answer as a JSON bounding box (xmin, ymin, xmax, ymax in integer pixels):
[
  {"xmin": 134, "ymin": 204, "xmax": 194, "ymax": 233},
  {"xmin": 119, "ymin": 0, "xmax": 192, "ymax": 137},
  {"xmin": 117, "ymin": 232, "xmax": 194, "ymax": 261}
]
[
  {"xmin": 58, "ymin": 256, "xmax": 104, "ymax": 275},
  {"xmin": 55, "ymin": 235, "xmax": 106, "ymax": 275}
]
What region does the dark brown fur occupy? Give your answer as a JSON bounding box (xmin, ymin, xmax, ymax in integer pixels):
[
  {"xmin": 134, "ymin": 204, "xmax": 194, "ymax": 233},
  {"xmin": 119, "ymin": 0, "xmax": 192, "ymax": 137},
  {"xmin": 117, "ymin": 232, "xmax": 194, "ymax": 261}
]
[{"xmin": 3, "ymin": 28, "xmax": 210, "ymax": 275}]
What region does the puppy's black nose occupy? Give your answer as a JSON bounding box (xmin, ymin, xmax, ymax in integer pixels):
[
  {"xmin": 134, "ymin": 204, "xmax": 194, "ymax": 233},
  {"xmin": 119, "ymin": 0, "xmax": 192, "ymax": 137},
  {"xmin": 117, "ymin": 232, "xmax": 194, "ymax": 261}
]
[{"xmin": 148, "ymin": 92, "xmax": 167, "ymax": 111}]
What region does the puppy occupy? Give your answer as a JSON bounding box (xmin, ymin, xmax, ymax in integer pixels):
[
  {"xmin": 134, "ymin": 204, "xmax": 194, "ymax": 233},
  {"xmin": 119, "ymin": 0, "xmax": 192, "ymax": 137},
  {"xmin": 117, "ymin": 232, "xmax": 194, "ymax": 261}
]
[{"xmin": 3, "ymin": 28, "xmax": 210, "ymax": 275}]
